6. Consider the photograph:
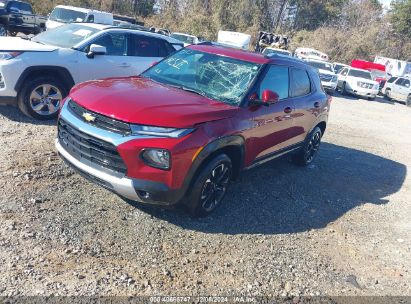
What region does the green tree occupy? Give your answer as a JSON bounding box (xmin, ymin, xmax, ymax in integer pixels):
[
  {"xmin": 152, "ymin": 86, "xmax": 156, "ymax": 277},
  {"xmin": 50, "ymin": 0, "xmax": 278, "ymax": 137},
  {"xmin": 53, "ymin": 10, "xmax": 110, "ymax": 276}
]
[{"xmin": 390, "ymin": 0, "xmax": 411, "ymax": 39}]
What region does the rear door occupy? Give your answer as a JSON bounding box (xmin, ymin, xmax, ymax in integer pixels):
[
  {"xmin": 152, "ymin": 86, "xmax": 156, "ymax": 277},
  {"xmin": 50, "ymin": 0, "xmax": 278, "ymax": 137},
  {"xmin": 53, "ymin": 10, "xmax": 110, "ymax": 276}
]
[
  {"xmin": 289, "ymin": 67, "xmax": 322, "ymax": 144},
  {"xmin": 392, "ymin": 78, "xmax": 404, "ymax": 100},
  {"xmin": 337, "ymin": 68, "xmax": 348, "ymax": 89},
  {"xmin": 128, "ymin": 34, "xmax": 175, "ymax": 74},
  {"xmin": 398, "ymin": 78, "xmax": 410, "ymax": 101}
]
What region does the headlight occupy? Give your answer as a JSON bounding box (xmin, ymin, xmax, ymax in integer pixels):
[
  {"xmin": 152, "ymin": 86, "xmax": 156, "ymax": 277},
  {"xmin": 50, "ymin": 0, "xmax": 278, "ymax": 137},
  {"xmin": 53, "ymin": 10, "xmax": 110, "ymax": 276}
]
[
  {"xmin": 0, "ymin": 52, "xmax": 23, "ymax": 61},
  {"xmin": 332, "ymin": 76, "xmax": 338, "ymax": 82},
  {"xmin": 130, "ymin": 124, "xmax": 194, "ymax": 138},
  {"xmin": 141, "ymin": 149, "xmax": 170, "ymax": 170}
]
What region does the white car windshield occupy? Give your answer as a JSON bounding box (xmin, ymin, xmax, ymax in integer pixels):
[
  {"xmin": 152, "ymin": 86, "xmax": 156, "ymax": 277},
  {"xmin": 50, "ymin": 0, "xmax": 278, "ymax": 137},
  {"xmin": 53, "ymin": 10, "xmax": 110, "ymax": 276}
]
[
  {"xmin": 263, "ymin": 49, "xmax": 290, "ymax": 56},
  {"xmin": 32, "ymin": 24, "xmax": 100, "ymax": 48},
  {"xmin": 49, "ymin": 7, "xmax": 87, "ymax": 23},
  {"xmin": 171, "ymin": 34, "xmax": 196, "ymax": 45},
  {"xmin": 348, "ymin": 69, "xmax": 372, "ymax": 80},
  {"xmin": 307, "ymin": 61, "xmax": 334, "ymax": 72},
  {"xmin": 142, "ymin": 49, "xmax": 262, "ymax": 106}
]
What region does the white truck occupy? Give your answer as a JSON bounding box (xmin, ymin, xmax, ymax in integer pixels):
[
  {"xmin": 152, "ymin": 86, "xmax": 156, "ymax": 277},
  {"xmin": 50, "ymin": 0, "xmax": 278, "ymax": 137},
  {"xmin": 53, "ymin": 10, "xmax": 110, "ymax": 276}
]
[
  {"xmin": 374, "ymin": 56, "xmax": 411, "ymax": 78},
  {"xmin": 217, "ymin": 31, "xmax": 251, "ymax": 50},
  {"xmin": 46, "ymin": 5, "xmax": 113, "ymax": 30}
]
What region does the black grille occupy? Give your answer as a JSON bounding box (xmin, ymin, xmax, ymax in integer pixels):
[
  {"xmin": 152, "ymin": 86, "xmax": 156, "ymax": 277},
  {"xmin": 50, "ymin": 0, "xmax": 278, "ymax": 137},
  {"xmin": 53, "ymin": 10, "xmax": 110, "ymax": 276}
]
[
  {"xmin": 58, "ymin": 119, "xmax": 127, "ymax": 174},
  {"xmin": 68, "ymin": 99, "xmax": 131, "ymax": 135}
]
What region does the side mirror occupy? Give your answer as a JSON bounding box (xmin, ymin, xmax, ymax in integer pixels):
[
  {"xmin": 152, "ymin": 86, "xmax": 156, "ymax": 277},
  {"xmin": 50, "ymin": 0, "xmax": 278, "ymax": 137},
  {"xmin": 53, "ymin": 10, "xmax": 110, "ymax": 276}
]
[
  {"xmin": 87, "ymin": 44, "xmax": 107, "ymax": 59},
  {"xmin": 249, "ymin": 90, "xmax": 279, "ymax": 107},
  {"xmin": 262, "ymin": 90, "xmax": 280, "ymax": 104}
]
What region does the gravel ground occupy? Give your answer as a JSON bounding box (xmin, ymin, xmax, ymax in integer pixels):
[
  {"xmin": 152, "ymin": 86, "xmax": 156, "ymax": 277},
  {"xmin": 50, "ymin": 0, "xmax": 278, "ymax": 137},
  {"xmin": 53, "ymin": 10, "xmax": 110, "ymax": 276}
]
[{"xmin": 0, "ymin": 93, "xmax": 410, "ymax": 298}]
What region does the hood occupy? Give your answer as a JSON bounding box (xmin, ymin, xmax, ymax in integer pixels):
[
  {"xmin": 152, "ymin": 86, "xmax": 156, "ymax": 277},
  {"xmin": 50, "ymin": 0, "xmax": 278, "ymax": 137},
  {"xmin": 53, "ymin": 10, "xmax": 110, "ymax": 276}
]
[
  {"xmin": 0, "ymin": 37, "xmax": 59, "ymax": 52},
  {"xmin": 318, "ymin": 69, "xmax": 335, "ymax": 76},
  {"xmin": 69, "ymin": 77, "xmax": 238, "ymax": 128}
]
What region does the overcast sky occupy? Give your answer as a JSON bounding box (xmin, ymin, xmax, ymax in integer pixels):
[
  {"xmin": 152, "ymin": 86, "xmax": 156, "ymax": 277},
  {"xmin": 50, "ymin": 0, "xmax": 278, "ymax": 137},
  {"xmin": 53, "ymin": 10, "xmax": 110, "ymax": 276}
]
[{"xmin": 379, "ymin": 0, "xmax": 392, "ymax": 8}]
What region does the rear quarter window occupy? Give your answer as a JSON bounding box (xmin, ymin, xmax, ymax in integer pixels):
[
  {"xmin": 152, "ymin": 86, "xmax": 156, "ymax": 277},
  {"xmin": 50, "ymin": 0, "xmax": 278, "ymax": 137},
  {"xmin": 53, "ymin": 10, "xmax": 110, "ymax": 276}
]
[{"xmin": 291, "ymin": 68, "xmax": 311, "ymax": 97}]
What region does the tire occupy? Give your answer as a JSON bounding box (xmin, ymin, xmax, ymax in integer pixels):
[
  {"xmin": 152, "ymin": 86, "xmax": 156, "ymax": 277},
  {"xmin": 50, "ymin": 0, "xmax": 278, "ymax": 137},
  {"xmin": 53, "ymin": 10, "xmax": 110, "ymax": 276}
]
[
  {"xmin": 17, "ymin": 77, "xmax": 67, "ymax": 120},
  {"xmin": 341, "ymin": 82, "xmax": 347, "ymax": 96},
  {"xmin": 293, "ymin": 126, "xmax": 323, "ymax": 166},
  {"xmin": 0, "ymin": 25, "xmax": 7, "ymax": 36},
  {"xmin": 407, "ymin": 95, "xmax": 411, "ymax": 107},
  {"xmin": 186, "ymin": 154, "xmax": 232, "ymax": 218},
  {"xmin": 8, "ymin": 31, "xmax": 17, "ymax": 37},
  {"xmin": 385, "ymin": 89, "xmax": 392, "ymax": 101}
]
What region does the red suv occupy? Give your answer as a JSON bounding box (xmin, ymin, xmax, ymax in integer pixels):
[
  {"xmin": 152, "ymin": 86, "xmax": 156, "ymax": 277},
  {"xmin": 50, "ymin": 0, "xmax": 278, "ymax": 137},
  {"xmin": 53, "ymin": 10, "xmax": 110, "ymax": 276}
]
[{"xmin": 56, "ymin": 44, "xmax": 330, "ymax": 217}]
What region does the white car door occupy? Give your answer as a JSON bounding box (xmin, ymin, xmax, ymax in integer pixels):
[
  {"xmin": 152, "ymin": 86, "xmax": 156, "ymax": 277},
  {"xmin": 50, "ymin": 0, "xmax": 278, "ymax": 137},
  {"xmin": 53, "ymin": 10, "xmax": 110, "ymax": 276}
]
[
  {"xmin": 76, "ymin": 32, "xmax": 137, "ymax": 82},
  {"xmin": 128, "ymin": 33, "xmax": 174, "ymax": 75},
  {"xmin": 337, "ymin": 68, "xmax": 348, "ymax": 89},
  {"xmin": 398, "ymin": 79, "xmax": 410, "ymax": 101},
  {"xmin": 391, "ymin": 78, "xmax": 404, "ymax": 100}
]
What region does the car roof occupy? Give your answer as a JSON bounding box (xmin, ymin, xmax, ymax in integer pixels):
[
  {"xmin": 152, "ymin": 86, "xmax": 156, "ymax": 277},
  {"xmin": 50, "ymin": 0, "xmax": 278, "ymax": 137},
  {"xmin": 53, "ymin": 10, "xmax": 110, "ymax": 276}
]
[
  {"xmin": 54, "ymin": 5, "xmax": 92, "ymax": 13},
  {"xmin": 348, "ymin": 67, "xmax": 372, "ymax": 73}
]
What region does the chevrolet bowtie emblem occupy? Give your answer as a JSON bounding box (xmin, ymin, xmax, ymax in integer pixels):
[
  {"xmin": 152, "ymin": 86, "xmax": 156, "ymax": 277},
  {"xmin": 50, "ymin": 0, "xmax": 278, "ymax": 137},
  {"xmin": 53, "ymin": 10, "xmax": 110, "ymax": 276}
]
[{"xmin": 82, "ymin": 112, "xmax": 96, "ymax": 122}]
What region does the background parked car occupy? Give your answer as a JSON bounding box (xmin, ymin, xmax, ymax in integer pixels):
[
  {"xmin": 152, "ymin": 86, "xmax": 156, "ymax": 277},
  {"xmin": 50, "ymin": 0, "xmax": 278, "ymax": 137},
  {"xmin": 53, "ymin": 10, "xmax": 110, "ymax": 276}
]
[
  {"xmin": 170, "ymin": 32, "xmax": 199, "ymax": 46},
  {"xmin": 305, "ymin": 59, "xmax": 337, "ymax": 94},
  {"xmin": 0, "ymin": 23, "xmax": 183, "ymax": 120},
  {"xmin": 46, "ymin": 5, "xmax": 113, "ymax": 30},
  {"xmin": 0, "ymin": 0, "xmax": 46, "ymax": 36},
  {"xmin": 217, "ymin": 30, "xmax": 251, "ymax": 50},
  {"xmin": 262, "ymin": 47, "xmax": 292, "ymax": 56},
  {"xmin": 383, "ymin": 77, "xmax": 411, "ymax": 106},
  {"xmin": 333, "ymin": 62, "xmax": 348, "ymax": 74},
  {"xmin": 337, "ymin": 67, "xmax": 379, "ymax": 99},
  {"xmin": 294, "ymin": 47, "xmax": 329, "ymax": 61}
]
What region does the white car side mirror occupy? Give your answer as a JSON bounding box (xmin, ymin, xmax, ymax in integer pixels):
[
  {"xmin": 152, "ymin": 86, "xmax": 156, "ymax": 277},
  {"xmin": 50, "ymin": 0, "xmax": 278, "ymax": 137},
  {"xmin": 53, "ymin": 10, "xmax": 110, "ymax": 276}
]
[{"xmin": 87, "ymin": 44, "xmax": 107, "ymax": 59}]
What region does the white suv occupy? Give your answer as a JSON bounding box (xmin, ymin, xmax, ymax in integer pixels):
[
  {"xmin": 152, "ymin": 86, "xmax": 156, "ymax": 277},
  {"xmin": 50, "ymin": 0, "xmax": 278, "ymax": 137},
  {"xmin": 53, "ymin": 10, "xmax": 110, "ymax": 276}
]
[
  {"xmin": 337, "ymin": 67, "xmax": 379, "ymax": 100},
  {"xmin": 305, "ymin": 59, "xmax": 337, "ymax": 94},
  {"xmin": 383, "ymin": 77, "xmax": 411, "ymax": 106},
  {"xmin": 0, "ymin": 23, "xmax": 183, "ymax": 119}
]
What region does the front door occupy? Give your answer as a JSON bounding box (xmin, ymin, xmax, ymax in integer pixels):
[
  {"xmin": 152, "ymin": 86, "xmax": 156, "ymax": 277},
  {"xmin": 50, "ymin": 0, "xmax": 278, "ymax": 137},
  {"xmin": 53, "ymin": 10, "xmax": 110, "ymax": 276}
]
[
  {"xmin": 246, "ymin": 65, "xmax": 294, "ymax": 162},
  {"xmin": 77, "ymin": 32, "xmax": 135, "ymax": 82}
]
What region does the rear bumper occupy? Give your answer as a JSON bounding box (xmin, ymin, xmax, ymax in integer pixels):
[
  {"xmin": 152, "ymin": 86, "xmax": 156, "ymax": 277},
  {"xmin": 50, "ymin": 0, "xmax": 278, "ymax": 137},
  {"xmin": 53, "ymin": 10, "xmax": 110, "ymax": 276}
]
[{"xmin": 56, "ymin": 139, "xmax": 185, "ymax": 206}]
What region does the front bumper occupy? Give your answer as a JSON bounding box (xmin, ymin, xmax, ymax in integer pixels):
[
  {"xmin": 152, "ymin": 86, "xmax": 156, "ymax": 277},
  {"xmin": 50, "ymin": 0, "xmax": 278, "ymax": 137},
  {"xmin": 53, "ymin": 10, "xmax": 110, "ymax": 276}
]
[
  {"xmin": 322, "ymin": 81, "xmax": 337, "ymax": 92},
  {"xmin": 56, "ymin": 102, "xmax": 187, "ymax": 206},
  {"xmin": 0, "ymin": 59, "xmax": 23, "ymax": 100},
  {"xmin": 57, "ymin": 139, "xmax": 184, "ymax": 206},
  {"xmin": 348, "ymin": 87, "xmax": 379, "ymax": 98}
]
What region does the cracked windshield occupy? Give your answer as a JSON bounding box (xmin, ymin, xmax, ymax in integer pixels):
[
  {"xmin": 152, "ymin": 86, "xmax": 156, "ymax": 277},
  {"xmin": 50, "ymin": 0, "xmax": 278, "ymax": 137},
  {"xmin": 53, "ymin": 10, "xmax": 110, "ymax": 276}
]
[{"xmin": 142, "ymin": 49, "xmax": 261, "ymax": 106}]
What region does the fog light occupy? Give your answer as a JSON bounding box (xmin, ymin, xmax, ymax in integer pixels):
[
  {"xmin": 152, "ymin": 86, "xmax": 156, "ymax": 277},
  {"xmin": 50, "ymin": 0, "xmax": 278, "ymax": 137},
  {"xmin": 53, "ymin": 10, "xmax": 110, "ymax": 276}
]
[{"xmin": 141, "ymin": 149, "xmax": 171, "ymax": 170}]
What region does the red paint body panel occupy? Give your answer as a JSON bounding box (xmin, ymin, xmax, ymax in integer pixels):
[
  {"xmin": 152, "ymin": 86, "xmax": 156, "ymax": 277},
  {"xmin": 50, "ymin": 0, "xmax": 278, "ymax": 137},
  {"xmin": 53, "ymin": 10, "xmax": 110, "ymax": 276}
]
[{"xmin": 69, "ymin": 77, "xmax": 238, "ymax": 128}]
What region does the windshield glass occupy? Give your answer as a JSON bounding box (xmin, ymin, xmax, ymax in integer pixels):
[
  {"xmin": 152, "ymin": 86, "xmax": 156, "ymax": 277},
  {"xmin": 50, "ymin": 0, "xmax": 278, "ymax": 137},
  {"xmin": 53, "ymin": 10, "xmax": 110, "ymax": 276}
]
[
  {"xmin": 171, "ymin": 34, "xmax": 195, "ymax": 44},
  {"xmin": 142, "ymin": 49, "xmax": 262, "ymax": 106},
  {"xmin": 263, "ymin": 48, "xmax": 290, "ymax": 56},
  {"xmin": 348, "ymin": 69, "xmax": 372, "ymax": 80},
  {"xmin": 307, "ymin": 61, "xmax": 334, "ymax": 72},
  {"xmin": 49, "ymin": 7, "xmax": 87, "ymax": 23},
  {"xmin": 32, "ymin": 24, "xmax": 100, "ymax": 48}
]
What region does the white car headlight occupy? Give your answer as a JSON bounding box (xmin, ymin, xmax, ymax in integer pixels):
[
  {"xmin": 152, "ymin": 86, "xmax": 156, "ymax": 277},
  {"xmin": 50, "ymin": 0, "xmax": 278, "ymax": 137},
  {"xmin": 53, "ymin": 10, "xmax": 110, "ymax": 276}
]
[
  {"xmin": 0, "ymin": 52, "xmax": 23, "ymax": 61},
  {"xmin": 130, "ymin": 124, "xmax": 194, "ymax": 138}
]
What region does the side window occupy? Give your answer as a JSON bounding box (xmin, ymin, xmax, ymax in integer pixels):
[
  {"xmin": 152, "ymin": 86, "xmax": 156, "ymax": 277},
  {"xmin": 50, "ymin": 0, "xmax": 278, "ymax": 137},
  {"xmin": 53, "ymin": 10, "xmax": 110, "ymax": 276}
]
[
  {"xmin": 402, "ymin": 79, "xmax": 410, "ymax": 88},
  {"xmin": 340, "ymin": 68, "xmax": 348, "ymax": 76},
  {"xmin": 259, "ymin": 65, "xmax": 289, "ymax": 100},
  {"xmin": 291, "ymin": 68, "xmax": 311, "ymax": 97},
  {"xmin": 91, "ymin": 33, "xmax": 128, "ymax": 56},
  {"xmin": 388, "ymin": 77, "xmax": 397, "ymax": 83},
  {"xmin": 395, "ymin": 78, "xmax": 404, "ymax": 86},
  {"xmin": 86, "ymin": 14, "xmax": 94, "ymax": 23},
  {"xmin": 130, "ymin": 35, "xmax": 172, "ymax": 58}
]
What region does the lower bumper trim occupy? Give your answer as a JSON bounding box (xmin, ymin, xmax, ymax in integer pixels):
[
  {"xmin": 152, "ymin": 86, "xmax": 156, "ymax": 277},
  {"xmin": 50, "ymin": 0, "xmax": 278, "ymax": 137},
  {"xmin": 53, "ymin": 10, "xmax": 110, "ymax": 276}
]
[{"xmin": 0, "ymin": 96, "xmax": 17, "ymax": 105}]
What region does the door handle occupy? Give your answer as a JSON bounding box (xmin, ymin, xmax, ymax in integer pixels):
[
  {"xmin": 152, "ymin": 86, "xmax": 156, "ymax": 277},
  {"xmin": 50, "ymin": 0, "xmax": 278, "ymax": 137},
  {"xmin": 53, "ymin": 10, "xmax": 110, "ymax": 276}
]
[
  {"xmin": 314, "ymin": 102, "xmax": 321, "ymax": 108},
  {"xmin": 284, "ymin": 107, "xmax": 292, "ymax": 114}
]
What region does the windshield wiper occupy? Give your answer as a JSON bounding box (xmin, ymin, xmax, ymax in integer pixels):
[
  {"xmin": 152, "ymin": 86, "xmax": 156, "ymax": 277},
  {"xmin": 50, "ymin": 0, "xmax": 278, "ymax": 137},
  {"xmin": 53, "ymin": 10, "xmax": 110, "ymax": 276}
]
[{"xmin": 165, "ymin": 83, "xmax": 206, "ymax": 97}]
